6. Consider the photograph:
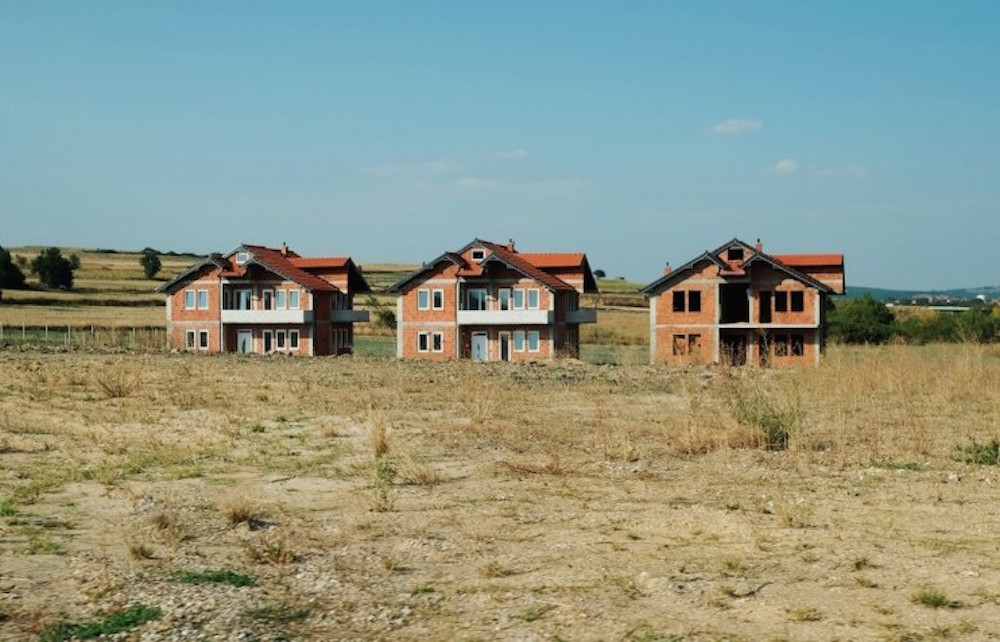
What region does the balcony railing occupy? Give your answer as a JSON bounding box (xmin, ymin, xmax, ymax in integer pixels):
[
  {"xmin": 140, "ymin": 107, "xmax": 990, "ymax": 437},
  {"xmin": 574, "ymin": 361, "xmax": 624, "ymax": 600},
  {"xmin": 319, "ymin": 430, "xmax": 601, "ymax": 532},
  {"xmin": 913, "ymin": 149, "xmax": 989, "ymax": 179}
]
[
  {"xmin": 565, "ymin": 309, "xmax": 597, "ymax": 324},
  {"xmin": 221, "ymin": 309, "xmax": 313, "ymax": 324},
  {"xmin": 457, "ymin": 309, "xmax": 553, "ymax": 325},
  {"xmin": 330, "ymin": 309, "xmax": 370, "ymax": 323}
]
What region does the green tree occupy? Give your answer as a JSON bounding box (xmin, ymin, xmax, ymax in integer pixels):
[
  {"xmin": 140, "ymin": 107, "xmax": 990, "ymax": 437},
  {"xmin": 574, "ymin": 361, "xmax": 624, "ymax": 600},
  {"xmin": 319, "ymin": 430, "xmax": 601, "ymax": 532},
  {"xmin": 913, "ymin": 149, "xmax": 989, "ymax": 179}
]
[
  {"xmin": 30, "ymin": 247, "xmax": 77, "ymax": 289},
  {"xmin": 140, "ymin": 250, "xmax": 162, "ymax": 279},
  {"xmin": 0, "ymin": 245, "xmax": 27, "ymax": 292},
  {"xmin": 827, "ymin": 294, "xmax": 896, "ymax": 344}
]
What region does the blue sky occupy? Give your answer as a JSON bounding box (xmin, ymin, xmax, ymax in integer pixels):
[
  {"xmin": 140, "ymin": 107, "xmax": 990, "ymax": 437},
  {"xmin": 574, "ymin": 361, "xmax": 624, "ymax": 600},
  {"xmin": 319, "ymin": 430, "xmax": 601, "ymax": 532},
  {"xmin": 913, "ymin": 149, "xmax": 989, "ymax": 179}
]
[{"xmin": 2, "ymin": 2, "xmax": 998, "ymax": 290}]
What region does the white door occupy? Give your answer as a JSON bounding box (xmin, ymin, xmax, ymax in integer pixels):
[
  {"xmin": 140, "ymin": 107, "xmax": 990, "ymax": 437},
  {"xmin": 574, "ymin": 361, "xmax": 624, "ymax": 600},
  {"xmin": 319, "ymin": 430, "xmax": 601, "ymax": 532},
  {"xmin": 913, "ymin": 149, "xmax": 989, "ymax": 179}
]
[
  {"xmin": 237, "ymin": 330, "xmax": 252, "ymax": 354},
  {"xmin": 471, "ymin": 332, "xmax": 488, "ymax": 362}
]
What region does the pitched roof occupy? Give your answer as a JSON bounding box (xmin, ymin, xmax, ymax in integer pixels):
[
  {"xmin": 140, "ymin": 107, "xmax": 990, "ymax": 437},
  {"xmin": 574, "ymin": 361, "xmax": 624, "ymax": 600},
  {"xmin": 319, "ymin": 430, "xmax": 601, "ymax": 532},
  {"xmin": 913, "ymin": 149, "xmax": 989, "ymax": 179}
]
[
  {"xmin": 478, "ymin": 241, "xmax": 576, "ymax": 292},
  {"xmin": 642, "ymin": 238, "xmax": 838, "ymax": 295},
  {"xmin": 386, "ymin": 252, "xmax": 468, "ymax": 293},
  {"xmin": 156, "ymin": 254, "xmax": 230, "ymax": 293},
  {"xmin": 239, "ymin": 244, "xmax": 336, "ymax": 292},
  {"xmin": 517, "ymin": 252, "xmax": 586, "ymax": 268},
  {"xmin": 772, "ymin": 253, "xmax": 844, "ymax": 267},
  {"xmin": 288, "ymin": 257, "xmax": 351, "ymax": 269}
]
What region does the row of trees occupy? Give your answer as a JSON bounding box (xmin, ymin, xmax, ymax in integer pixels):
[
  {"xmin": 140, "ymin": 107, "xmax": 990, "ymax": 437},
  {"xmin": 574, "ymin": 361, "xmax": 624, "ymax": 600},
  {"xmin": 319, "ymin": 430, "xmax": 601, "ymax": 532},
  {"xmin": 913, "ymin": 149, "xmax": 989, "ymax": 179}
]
[
  {"xmin": 1, "ymin": 246, "xmax": 79, "ymax": 292},
  {"xmin": 828, "ymin": 294, "xmax": 1000, "ymax": 344}
]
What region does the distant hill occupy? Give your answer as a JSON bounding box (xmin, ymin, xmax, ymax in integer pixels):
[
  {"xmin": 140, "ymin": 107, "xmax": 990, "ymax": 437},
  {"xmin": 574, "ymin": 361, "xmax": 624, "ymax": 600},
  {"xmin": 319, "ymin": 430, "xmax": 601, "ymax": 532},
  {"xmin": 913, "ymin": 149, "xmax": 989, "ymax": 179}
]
[{"xmin": 847, "ymin": 285, "xmax": 1000, "ymax": 303}]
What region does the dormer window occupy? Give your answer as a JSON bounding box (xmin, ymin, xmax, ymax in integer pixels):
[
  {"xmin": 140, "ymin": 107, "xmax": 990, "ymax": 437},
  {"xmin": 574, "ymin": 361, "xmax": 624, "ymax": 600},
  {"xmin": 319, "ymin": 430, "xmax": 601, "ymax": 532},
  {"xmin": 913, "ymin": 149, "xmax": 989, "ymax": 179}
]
[
  {"xmin": 727, "ymin": 247, "xmax": 744, "ymax": 262},
  {"xmin": 470, "ymin": 248, "xmax": 486, "ymax": 262},
  {"xmin": 235, "ymin": 251, "xmax": 249, "ymax": 266}
]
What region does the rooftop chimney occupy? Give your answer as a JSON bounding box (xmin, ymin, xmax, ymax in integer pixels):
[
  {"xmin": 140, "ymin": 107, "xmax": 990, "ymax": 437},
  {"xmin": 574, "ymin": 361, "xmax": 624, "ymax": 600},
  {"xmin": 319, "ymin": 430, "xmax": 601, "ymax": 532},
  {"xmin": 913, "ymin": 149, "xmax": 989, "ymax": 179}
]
[
  {"xmin": 280, "ymin": 242, "xmax": 288, "ymax": 256},
  {"xmin": 663, "ymin": 262, "xmax": 672, "ymax": 275},
  {"xmin": 755, "ymin": 238, "xmax": 762, "ymax": 252},
  {"xmin": 507, "ymin": 238, "xmax": 515, "ymax": 252}
]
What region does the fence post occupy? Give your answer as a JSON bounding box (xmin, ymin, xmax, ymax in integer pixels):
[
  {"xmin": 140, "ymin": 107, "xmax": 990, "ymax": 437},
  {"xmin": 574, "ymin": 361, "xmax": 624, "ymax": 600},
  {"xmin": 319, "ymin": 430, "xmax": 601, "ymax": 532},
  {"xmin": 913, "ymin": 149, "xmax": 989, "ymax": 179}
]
[
  {"xmin": 22, "ymin": 323, "xmax": 25, "ymax": 340},
  {"xmin": 45, "ymin": 325, "xmax": 48, "ymax": 341}
]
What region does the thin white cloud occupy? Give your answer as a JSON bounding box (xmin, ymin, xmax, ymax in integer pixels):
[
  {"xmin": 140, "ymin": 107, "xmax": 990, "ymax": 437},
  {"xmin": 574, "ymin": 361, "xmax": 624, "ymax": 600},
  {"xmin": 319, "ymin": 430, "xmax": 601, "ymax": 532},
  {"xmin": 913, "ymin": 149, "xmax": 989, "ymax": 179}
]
[
  {"xmin": 490, "ymin": 148, "xmax": 529, "ymax": 161},
  {"xmin": 453, "ymin": 177, "xmax": 502, "ymax": 191},
  {"xmin": 527, "ymin": 178, "xmax": 600, "ymax": 198},
  {"xmin": 711, "ymin": 118, "xmax": 763, "ymax": 135},
  {"xmin": 769, "ymin": 158, "xmax": 798, "ymax": 174},
  {"xmin": 812, "ymin": 164, "xmax": 867, "ymax": 180},
  {"xmin": 360, "ymin": 160, "xmax": 459, "ymax": 178}
]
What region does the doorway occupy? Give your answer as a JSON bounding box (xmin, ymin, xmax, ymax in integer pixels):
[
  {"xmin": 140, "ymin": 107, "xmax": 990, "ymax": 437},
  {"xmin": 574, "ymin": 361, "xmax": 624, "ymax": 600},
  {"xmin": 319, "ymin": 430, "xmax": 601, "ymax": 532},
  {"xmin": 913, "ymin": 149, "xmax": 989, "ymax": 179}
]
[
  {"xmin": 471, "ymin": 332, "xmax": 488, "ymax": 362},
  {"xmin": 499, "ymin": 332, "xmax": 511, "ymax": 362},
  {"xmin": 237, "ymin": 330, "xmax": 253, "ymax": 354},
  {"xmin": 721, "ymin": 334, "xmax": 747, "ymax": 366}
]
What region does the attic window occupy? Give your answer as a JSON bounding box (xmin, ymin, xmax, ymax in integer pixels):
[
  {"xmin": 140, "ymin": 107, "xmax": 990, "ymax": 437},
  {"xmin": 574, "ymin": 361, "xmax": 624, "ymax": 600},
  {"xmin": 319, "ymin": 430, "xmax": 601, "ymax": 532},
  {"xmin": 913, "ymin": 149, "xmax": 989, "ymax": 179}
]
[
  {"xmin": 235, "ymin": 251, "xmax": 249, "ymax": 266},
  {"xmin": 470, "ymin": 248, "xmax": 486, "ymax": 262},
  {"xmin": 727, "ymin": 248, "xmax": 744, "ymax": 261}
]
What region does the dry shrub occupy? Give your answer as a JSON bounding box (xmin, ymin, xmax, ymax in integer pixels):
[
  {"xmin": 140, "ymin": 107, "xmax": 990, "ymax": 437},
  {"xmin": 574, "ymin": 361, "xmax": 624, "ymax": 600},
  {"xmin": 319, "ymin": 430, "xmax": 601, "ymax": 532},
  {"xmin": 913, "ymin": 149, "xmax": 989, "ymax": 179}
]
[
  {"xmin": 398, "ymin": 455, "xmax": 443, "ymax": 486},
  {"xmin": 368, "ymin": 411, "xmax": 390, "ymax": 459},
  {"xmin": 220, "ymin": 496, "xmax": 265, "ymax": 529},
  {"xmin": 93, "ymin": 361, "xmax": 141, "ymax": 399}
]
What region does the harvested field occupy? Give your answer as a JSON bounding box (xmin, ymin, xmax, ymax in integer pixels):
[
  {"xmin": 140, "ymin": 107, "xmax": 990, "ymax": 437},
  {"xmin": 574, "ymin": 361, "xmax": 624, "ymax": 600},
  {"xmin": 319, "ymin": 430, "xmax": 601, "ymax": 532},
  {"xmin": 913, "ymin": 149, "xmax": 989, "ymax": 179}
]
[{"xmin": 0, "ymin": 345, "xmax": 998, "ymax": 640}]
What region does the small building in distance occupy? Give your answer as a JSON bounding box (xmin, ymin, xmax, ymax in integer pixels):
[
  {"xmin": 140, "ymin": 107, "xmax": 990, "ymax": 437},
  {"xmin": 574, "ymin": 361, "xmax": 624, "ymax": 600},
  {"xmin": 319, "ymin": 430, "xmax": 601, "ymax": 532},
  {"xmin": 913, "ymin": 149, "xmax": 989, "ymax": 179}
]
[
  {"xmin": 388, "ymin": 238, "xmax": 598, "ymax": 361},
  {"xmin": 641, "ymin": 238, "xmax": 845, "ymax": 366},
  {"xmin": 158, "ymin": 243, "xmax": 370, "ymax": 356}
]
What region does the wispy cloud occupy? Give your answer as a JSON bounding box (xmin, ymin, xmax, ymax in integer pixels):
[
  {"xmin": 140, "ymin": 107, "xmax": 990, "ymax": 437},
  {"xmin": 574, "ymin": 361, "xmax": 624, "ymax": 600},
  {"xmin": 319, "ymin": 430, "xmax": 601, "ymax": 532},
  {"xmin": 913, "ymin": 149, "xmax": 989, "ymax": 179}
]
[
  {"xmin": 528, "ymin": 178, "xmax": 599, "ymax": 198},
  {"xmin": 360, "ymin": 160, "xmax": 459, "ymax": 178},
  {"xmin": 769, "ymin": 158, "xmax": 798, "ymax": 174},
  {"xmin": 812, "ymin": 164, "xmax": 867, "ymax": 180},
  {"xmin": 490, "ymin": 148, "xmax": 529, "ymax": 161},
  {"xmin": 453, "ymin": 177, "xmax": 502, "ymax": 191},
  {"xmin": 711, "ymin": 118, "xmax": 763, "ymax": 135}
]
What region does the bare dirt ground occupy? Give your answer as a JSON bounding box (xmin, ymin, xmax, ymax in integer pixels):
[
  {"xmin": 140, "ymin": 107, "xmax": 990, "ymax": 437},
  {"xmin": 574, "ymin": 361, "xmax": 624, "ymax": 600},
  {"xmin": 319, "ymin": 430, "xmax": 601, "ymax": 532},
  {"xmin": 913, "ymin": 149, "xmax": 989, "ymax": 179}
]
[{"xmin": 1, "ymin": 346, "xmax": 999, "ymax": 641}]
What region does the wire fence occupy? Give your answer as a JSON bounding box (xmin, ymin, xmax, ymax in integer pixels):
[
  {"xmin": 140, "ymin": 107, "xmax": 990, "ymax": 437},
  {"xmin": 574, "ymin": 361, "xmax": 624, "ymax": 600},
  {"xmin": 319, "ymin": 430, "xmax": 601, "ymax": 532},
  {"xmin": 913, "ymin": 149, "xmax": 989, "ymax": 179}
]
[{"xmin": 0, "ymin": 324, "xmax": 167, "ymax": 351}]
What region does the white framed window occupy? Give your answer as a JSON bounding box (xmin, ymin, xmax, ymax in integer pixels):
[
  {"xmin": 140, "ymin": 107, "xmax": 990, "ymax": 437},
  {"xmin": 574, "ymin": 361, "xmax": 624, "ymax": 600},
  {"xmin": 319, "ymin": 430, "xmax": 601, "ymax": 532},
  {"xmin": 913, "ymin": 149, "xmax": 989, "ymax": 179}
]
[
  {"xmin": 432, "ymin": 332, "xmax": 443, "ymax": 352},
  {"xmin": 184, "ymin": 290, "xmax": 196, "ymax": 310},
  {"xmin": 185, "ymin": 330, "xmax": 196, "ymax": 349},
  {"xmin": 527, "ymin": 330, "xmax": 540, "ymax": 352},
  {"xmin": 263, "ymin": 330, "xmax": 273, "ymax": 354},
  {"xmin": 289, "ymin": 290, "xmax": 300, "ymax": 310},
  {"xmin": 498, "ymin": 288, "xmax": 511, "ymax": 311},
  {"xmin": 197, "ymin": 289, "xmax": 209, "ymax": 310},
  {"xmin": 467, "ymin": 288, "xmax": 487, "ymax": 311},
  {"xmin": 276, "ymin": 289, "xmax": 287, "ymax": 309},
  {"xmin": 417, "ymin": 332, "xmax": 429, "ymax": 352},
  {"xmin": 235, "ymin": 251, "xmax": 249, "ymax": 266},
  {"xmin": 289, "ymin": 330, "xmax": 300, "ymax": 350},
  {"xmin": 417, "ymin": 289, "xmax": 430, "ymax": 310},
  {"xmin": 471, "ymin": 248, "xmax": 486, "ymax": 262},
  {"xmin": 276, "ymin": 330, "xmax": 286, "ymax": 349},
  {"xmin": 432, "ymin": 289, "xmax": 444, "ymax": 309},
  {"xmin": 236, "ymin": 289, "xmax": 252, "ymax": 310},
  {"xmin": 513, "ymin": 289, "xmax": 525, "ymax": 310},
  {"xmin": 223, "ymin": 289, "xmax": 233, "ymax": 310},
  {"xmin": 198, "ymin": 330, "xmax": 209, "ymax": 350},
  {"xmin": 527, "ymin": 289, "xmax": 540, "ymax": 310},
  {"xmin": 513, "ymin": 330, "xmax": 525, "ymax": 352},
  {"xmin": 262, "ymin": 289, "xmax": 274, "ymax": 310}
]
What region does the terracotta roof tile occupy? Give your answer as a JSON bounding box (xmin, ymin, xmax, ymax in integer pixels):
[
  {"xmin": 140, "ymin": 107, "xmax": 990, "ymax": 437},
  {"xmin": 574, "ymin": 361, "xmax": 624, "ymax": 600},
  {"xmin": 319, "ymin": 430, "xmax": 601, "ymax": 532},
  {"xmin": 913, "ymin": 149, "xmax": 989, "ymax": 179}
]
[
  {"xmin": 241, "ymin": 244, "xmax": 336, "ymax": 291},
  {"xmin": 288, "ymin": 257, "xmax": 351, "ymax": 269},
  {"xmin": 772, "ymin": 253, "xmax": 844, "ymax": 267},
  {"xmin": 517, "ymin": 252, "xmax": 586, "ymax": 269}
]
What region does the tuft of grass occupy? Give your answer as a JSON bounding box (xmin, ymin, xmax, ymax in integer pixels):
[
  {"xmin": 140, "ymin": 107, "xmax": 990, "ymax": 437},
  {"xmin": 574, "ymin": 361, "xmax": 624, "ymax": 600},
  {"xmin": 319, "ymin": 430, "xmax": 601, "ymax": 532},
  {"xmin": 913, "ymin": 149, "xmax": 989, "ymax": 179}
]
[
  {"xmin": 221, "ymin": 497, "xmax": 265, "ymax": 529},
  {"xmin": 955, "ymin": 438, "xmax": 1000, "ymax": 465},
  {"xmin": 410, "ymin": 585, "xmax": 435, "ymax": 596},
  {"xmin": 128, "ymin": 542, "xmax": 156, "ymax": 560},
  {"xmin": 245, "ymin": 534, "xmax": 299, "ymax": 565},
  {"xmin": 786, "ymin": 606, "xmax": 824, "ymax": 622},
  {"xmin": 247, "ymin": 603, "xmax": 310, "ymax": 623},
  {"xmin": 514, "ymin": 605, "xmax": 552, "ymax": 622},
  {"xmin": 40, "ymin": 604, "xmax": 162, "ymax": 641},
  {"xmin": 732, "ymin": 383, "xmax": 800, "ymax": 451},
  {"xmin": 481, "ymin": 560, "xmax": 517, "ymax": 578},
  {"xmin": 0, "ymin": 500, "xmax": 16, "ymax": 516},
  {"xmin": 170, "ymin": 568, "xmax": 257, "ymax": 587},
  {"xmin": 371, "ymin": 454, "xmax": 397, "ymax": 512},
  {"xmin": 911, "ymin": 587, "xmax": 963, "ymax": 609},
  {"xmin": 93, "ymin": 364, "xmax": 141, "ymax": 399}
]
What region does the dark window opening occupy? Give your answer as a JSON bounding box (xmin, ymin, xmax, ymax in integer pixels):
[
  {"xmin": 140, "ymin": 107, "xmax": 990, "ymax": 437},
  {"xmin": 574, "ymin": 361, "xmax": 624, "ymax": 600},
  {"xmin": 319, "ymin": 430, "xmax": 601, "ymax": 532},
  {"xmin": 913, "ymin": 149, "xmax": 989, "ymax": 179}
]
[
  {"xmin": 759, "ymin": 291, "xmax": 772, "ymax": 323},
  {"xmin": 774, "ymin": 291, "xmax": 788, "ymax": 312},
  {"xmin": 672, "ymin": 291, "xmax": 685, "ymax": 312},
  {"xmin": 791, "ymin": 291, "xmax": 804, "ymax": 312},
  {"xmin": 758, "ymin": 335, "xmax": 770, "ymax": 367},
  {"xmin": 775, "ymin": 334, "xmax": 789, "ymax": 356},
  {"xmin": 688, "ymin": 290, "xmax": 701, "ymax": 312},
  {"xmin": 727, "ymin": 247, "xmax": 744, "ymax": 261},
  {"xmin": 688, "ymin": 334, "xmax": 701, "ymax": 354},
  {"xmin": 720, "ymin": 284, "xmax": 750, "ymax": 323},
  {"xmin": 791, "ymin": 334, "xmax": 804, "ymax": 356},
  {"xmin": 672, "ymin": 334, "xmax": 686, "ymax": 355}
]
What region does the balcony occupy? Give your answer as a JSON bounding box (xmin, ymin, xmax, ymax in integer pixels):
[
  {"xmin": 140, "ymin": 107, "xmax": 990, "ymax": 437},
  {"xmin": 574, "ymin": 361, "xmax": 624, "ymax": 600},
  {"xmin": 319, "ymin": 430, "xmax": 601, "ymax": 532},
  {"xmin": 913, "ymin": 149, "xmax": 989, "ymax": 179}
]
[
  {"xmin": 330, "ymin": 309, "xmax": 370, "ymax": 323},
  {"xmin": 221, "ymin": 309, "xmax": 313, "ymax": 324},
  {"xmin": 457, "ymin": 310, "xmax": 553, "ymax": 325},
  {"xmin": 565, "ymin": 309, "xmax": 597, "ymax": 324}
]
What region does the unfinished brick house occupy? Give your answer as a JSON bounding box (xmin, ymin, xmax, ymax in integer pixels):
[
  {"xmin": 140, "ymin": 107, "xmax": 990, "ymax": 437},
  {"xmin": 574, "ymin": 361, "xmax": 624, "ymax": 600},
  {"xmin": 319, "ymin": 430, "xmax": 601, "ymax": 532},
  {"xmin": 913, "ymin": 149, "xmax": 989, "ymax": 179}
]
[
  {"xmin": 389, "ymin": 239, "xmax": 598, "ymax": 361},
  {"xmin": 158, "ymin": 243, "xmax": 370, "ymax": 356},
  {"xmin": 641, "ymin": 238, "xmax": 845, "ymax": 366}
]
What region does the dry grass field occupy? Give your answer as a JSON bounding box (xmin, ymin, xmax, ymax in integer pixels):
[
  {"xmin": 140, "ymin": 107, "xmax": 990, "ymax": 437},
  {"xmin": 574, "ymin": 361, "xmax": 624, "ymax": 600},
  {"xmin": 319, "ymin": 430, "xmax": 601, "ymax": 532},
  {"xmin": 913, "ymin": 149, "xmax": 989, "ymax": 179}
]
[{"xmin": 1, "ymin": 345, "xmax": 999, "ymax": 640}]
